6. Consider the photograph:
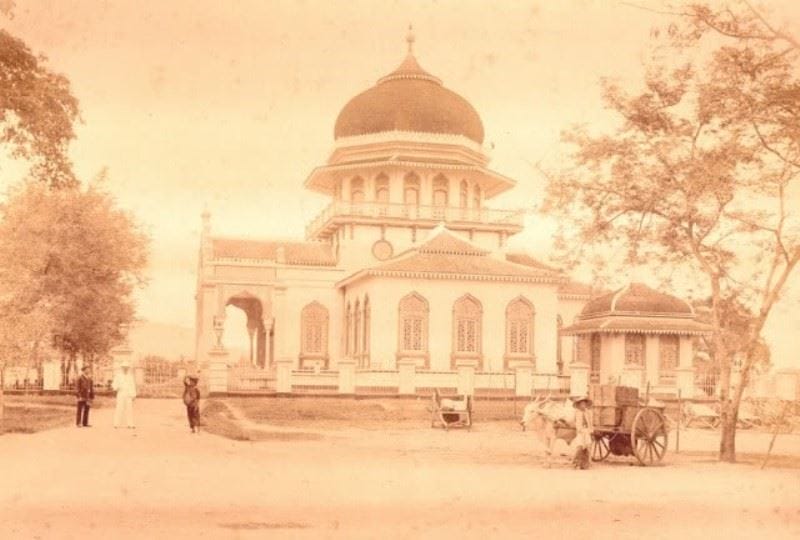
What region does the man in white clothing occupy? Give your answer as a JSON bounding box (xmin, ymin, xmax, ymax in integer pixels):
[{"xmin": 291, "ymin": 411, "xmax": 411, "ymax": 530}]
[{"xmin": 112, "ymin": 361, "xmax": 137, "ymax": 428}]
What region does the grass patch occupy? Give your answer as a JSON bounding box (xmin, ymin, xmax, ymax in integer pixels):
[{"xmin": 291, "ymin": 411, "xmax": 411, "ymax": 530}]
[{"xmin": 0, "ymin": 395, "xmax": 111, "ymax": 434}]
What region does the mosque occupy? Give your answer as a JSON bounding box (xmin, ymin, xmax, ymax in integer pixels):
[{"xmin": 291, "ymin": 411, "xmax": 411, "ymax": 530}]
[{"xmin": 194, "ymin": 30, "xmax": 710, "ymax": 396}]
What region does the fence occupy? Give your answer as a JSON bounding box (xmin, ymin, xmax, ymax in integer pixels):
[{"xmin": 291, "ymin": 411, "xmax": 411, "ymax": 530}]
[{"xmin": 221, "ymin": 364, "xmax": 571, "ymax": 398}]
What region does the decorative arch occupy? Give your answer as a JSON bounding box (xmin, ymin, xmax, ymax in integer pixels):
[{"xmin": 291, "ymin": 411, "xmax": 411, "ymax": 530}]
[
  {"xmin": 350, "ymin": 176, "xmax": 365, "ymax": 203},
  {"xmin": 504, "ymin": 296, "xmax": 534, "ymax": 368},
  {"xmin": 344, "ymin": 301, "xmax": 351, "ymax": 356},
  {"xmin": 432, "ymin": 174, "xmax": 449, "ymax": 207},
  {"xmin": 472, "ymin": 184, "xmax": 482, "ymax": 209},
  {"xmin": 300, "ymin": 301, "xmax": 329, "ymax": 364},
  {"xmin": 452, "ymin": 294, "xmax": 483, "ymax": 367},
  {"xmin": 403, "ymin": 172, "xmax": 420, "ymax": 206},
  {"xmin": 374, "ymin": 173, "xmax": 389, "ymax": 203},
  {"xmin": 397, "ymin": 292, "xmax": 429, "ymax": 364},
  {"xmin": 353, "ymin": 298, "xmax": 361, "ymax": 356},
  {"xmin": 361, "ymin": 295, "xmax": 371, "ymax": 368}
]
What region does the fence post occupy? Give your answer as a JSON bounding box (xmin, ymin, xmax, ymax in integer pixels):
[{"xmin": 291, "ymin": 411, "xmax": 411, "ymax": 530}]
[
  {"xmin": 276, "ymin": 358, "xmax": 293, "ymax": 394},
  {"xmin": 42, "ymin": 361, "xmax": 61, "ymax": 391},
  {"xmin": 455, "ymin": 359, "xmax": 477, "ymax": 397},
  {"xmin": 338, "ymin": 359, "xmax": 356, "ymax": 395},
  {"xmin": 398, "ymin": 360, "xmax": 417, "ymax": 395},
  {"xmin": 207, "ymin": 349, "xmax": 230, "ymax": 394},
  {"xmin": 514, "ymin": 362, "xmax": 534, "ymax": 397}
]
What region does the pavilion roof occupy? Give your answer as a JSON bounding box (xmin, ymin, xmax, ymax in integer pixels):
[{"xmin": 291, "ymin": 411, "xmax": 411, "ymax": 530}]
[
  {"xmin": 560, "ymin": 315, "xmax": 712, "ymax": 336},
  {"xmin": 211, "ymin": 237, "xmax": 337, "ymax": 266}
]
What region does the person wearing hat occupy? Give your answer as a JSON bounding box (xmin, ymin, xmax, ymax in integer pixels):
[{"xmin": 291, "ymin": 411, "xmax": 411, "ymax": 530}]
[
  {"xmin": 572, "ymin": 396, "xmax": 594, "ymax": 469},
  {"xmin": 75, "ymin": 365, "xmax": 95, "ymax": 427},
  {"xmin": 182, "ymin": 374, "xmax": 201, "ymax": 433},
  {"xmin": 112, "ymin": 360, "xmax": 137, "ymax": 428}
]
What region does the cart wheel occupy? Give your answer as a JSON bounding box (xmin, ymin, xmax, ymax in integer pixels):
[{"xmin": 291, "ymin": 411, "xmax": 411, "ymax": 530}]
[
  {"xmin": 591, "ymin": 434, "xmax": 610, "ymax": 462},
  {"xmin": 631, "ymin": 408, "xmax": 668, "ymax": 466}
]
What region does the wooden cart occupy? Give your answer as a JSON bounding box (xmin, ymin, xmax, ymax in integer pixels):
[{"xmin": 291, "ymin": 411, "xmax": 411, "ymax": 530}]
[{"xmin": 590, "ymin": 385, "xmax": 668, "ymax": 466}]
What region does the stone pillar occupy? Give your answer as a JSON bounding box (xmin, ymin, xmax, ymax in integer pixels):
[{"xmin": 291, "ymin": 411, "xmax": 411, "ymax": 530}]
[
  {"xmin": 42, "ymin": 361, "xmax": 61, "ymax": 391},
  {"xmin": 207, "ymin": 349, "xmax": 230, "ymax": 394},
  {"xmin": 276, "ymin": 358, "xmax": 293, "ymax": 394},
  {"xmin": 338, "ymin": 359, "xmax": 356, "ymax": 395},
  {"xmin": 397, "ymin": 359, "xmax": 417, "ymax": 395},
  {"xmin": 569, "ymin": 362, "xmax": 590, "ymax": 397},
  {"xmin": 676, "ymin": 367, "xmax": 695, "ymax": 399},
  {"xmin": 455, "ymin": 359, "xmax": 477, "ymax": 397},
  {"xmin": 514, "ymin": 362, "xmax": 534, "ymax": 397}
]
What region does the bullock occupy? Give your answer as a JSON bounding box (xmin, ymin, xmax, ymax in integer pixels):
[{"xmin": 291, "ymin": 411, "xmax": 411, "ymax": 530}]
[{"xmin": 519, "ymin": 396, "xmax": 578, "ymax": 466}]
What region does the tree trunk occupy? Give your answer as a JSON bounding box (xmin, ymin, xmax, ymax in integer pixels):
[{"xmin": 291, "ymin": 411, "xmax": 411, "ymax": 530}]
[
  {"xmin": 719, "ymin": 398, "xmax": 738, "ymax": 461},
  {"xmin": 0, "ymin": 364, "xmax": 5, "ymax": 426}
]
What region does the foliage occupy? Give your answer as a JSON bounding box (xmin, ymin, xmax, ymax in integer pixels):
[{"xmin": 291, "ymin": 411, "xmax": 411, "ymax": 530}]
[
  {"xmin": 0, "ymin": 177, "xmax": 149, "ymax": 369},
  {"xmin": 0, "ymin": 27, "xmax": 80, "ymax": 187},
  {"xmin": 543, "ymin": 1, "xmax": 799, "ymax": 461}
]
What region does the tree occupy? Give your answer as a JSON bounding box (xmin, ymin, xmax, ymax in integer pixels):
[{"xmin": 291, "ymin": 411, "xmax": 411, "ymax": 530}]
[
  {"xmin": 0, "ymin": 24, "xmax": 80, "ymax": 187},
  {"xmin": 0, "ymin": 177, "xmax": 149, "ymax": 422},
  {"xmin": 543, "ymin": 1, "xmax": 799, "ymax": 461}
]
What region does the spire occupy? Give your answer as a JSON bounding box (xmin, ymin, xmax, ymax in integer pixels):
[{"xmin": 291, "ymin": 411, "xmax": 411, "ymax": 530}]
[
  {"xmin": 377, "ymin": 25, "xmax": 442, "ymax": 85},
  {"xmin": 406, "ymin": 24, "xmax": 415, "ymax": 55}
]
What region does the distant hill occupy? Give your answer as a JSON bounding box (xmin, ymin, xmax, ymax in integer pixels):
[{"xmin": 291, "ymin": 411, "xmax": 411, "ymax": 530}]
[{"xmin": 128, "ymin": 320, "xmax": 194, "ymax": 361}]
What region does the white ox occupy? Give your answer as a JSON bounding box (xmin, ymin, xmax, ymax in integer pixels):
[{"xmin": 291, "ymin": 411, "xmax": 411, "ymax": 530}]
[{"xmin": 520, "ymin": 396, "xmax": 578, "ymax": 466}]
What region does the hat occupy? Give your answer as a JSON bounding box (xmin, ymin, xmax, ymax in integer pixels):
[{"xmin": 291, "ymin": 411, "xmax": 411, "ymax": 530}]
[{"xmin": 572, "ymin": 396, "xmax": 593, "ymax": 408}]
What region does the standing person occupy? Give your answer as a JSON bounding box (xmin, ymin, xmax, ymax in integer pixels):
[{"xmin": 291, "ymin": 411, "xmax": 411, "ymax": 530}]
[
  {"xmin": 75, "ymin": 365, "xmax": 94, "ymax": 427},
  {"xmin": 112, "ymin": 360, "xmax": 137, "ymax": 429},
  {"xmin": 182, "ymin": 375, "xmax": 201, "ymax": 433},
  {"xmin": 572, "ymin": 396, "xmax": 593, "ymax": 469}
]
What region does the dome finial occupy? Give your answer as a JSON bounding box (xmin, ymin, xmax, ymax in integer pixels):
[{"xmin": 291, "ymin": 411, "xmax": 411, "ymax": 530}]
[{"xmin": 406, "ymin": 24, "xmax": 415, "ymax": 54}]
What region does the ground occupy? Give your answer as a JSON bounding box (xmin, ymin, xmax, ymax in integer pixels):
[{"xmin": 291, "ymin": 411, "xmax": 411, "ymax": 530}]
[{"xmin": 1, "ymin": 397, "xmax": 799, "ymax": 539}]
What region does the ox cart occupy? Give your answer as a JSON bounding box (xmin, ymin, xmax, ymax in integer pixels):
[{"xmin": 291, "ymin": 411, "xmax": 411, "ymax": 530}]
[{"xmin": 590, "ymin": 385, "xmax": 668, "ymax": 466}]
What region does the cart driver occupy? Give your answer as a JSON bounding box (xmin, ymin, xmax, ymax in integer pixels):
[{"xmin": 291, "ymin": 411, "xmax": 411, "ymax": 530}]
[{"xmin": 572, "ymin": 396, "xmax": 593, "ymax": 469}]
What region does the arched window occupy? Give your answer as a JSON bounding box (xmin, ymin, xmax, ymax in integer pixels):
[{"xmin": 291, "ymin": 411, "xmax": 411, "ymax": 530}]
[
  {"xmin": 362, "ymin": 296, "xmax": 371, "ymax": 368},
  {"xmin": 353, "ymin": 299, "xmax": 361, "ymax": 356},
  {"xmin": 557, "ymin": 315, "xmax": 564, "ymax": 373},
  {"xmin": 403, "ymin": 172, "xmax": 420, "ymax": 206},
  {"xmin": 374, "ymin": 174, "xmax": 389, "ymax": 203},
  {"xmin": 398, "ymin": 293, "xmax": 429, "ymax": 361},
  {"xmin": 344, "ymin": 302, "xmax": 351, "ymax": 355},
  {"xmin": 432, "ymin": 174, "xmax": 448, "ymax": 206},
  {"xmin": 625, "ymin": 334, "xmax": 646, "ymax": 365},
  {"xmin": 459, "ymin": 180, "xmax": 468, "ymax": 208},
  {"xmin": 659, "ymin": 335, "xmax": 679, "ymax": 384},
  {"xmin": 301, "ymin": 302, "xmax": 329, "ymax": 360},
  {"xmin": 452, "ymin": 294, "xmax": 482, "ymax": 366},
  {"xmin": 505, "ymin": 297, "xmax": 534, "ymax": 367},
  {"xmin": 350, "ymin": 176, "xmax": 365, "ymax": 203},
  {"xmin": 472, "ymin": 184, "xmax": 481, "ymax": 209}
]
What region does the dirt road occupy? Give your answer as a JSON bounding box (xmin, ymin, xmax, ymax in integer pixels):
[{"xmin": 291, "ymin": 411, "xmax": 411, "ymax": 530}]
[{"xmin": 1, "ymin": 399, "xmax": 798, "ymax": 539}]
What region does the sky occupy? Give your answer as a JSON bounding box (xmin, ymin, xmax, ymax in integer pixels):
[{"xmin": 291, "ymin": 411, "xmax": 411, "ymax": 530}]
[{"xmin": 2, "ymin": 0, "xmax": 799, "ymax": 366}]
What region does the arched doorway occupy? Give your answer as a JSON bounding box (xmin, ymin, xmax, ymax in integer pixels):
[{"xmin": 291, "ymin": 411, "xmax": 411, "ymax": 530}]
[{"xmin": 225, "ymin": 294, "xmax": 271, "ymax": 369}]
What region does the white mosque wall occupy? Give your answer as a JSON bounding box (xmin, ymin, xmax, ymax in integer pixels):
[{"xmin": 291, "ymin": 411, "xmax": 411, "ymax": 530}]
[
  {"xmin": 343, "ymin": 276, "xmax": 560, "ymax": 373},
  {"xmin": 558, "ymin": 297, "xmax": 586, "ymax": 365}
]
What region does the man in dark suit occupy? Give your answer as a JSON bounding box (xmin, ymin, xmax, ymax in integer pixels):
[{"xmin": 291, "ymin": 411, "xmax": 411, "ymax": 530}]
[{"xmin": 75, "ymin": 365, "xmax": 95, "ymax": 427}]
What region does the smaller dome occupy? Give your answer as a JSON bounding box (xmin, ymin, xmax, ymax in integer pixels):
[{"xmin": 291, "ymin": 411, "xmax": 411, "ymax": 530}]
[{"xmin": 581, "ymin": 283, "xmax": 692, "ymax": 318}]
